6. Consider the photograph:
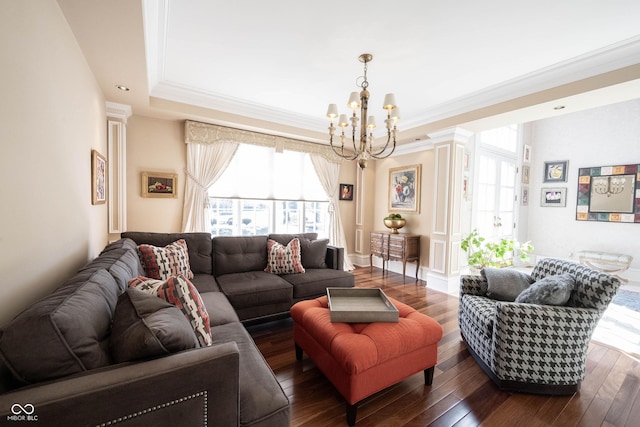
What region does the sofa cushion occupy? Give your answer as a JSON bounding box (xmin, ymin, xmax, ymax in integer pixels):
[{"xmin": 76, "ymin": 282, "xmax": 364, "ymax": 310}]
[
  {"xmin": 265, "ymin": 238, "xmax": 305, "ymax": 274},
  {"xmin": 79, "ymin": 246, "xmax": 142, "ymax": 293},
  {"xmin": 199, "ymin": 292, "xmax": 240, "ymax": 326},
  {"xmin": 122, "ymin": 232, "xmax": 213, "ymax": 275},
  {"xmin": 100, "ymin": 237, "xmax": 138, "ymax": 254},
  {"xmin": 110, "ymin": 288, "xmax": 199, "ymax": 363},
  {"xmin": 137, "ymin": 239, "xmax": 194, "ymax": 280},
  {"xmin": 268, "ymin": 233, "xmax": 318, "ymax": 245},
  {"xmin": 299, "ymin": 238, "xmax": 329, "ymax": 269},
  {"xmin": 190, "ymin": 273, "xmax": 220, "ymax": 293},
  {"xmin": 210, "ymin": 322, "xmax": 290, "ymax": 427},
  {"xmin": 128, "ymin": 275, "xmax": 212, "ymax": 347},
  {"xmin": 216, "ymin": 271, "xmax": 292, "ymax": 310},
  {"xmin": 515, "ymin": 273, "xmax": 575, "ymax": 306},
  {"xmin": 213, "ymin": 235, "xmax": 268, "ymax": 276},
  {"xmin": 0, "ymin": 269, "xmax": 119, "ymax": 383},
  {"xmin": 284, "ymin": 268, "xmax": 354, "ymax": 299},
  {"xmin": 482, "ymin": 268, "xmax": 534, "ymax": 301}
]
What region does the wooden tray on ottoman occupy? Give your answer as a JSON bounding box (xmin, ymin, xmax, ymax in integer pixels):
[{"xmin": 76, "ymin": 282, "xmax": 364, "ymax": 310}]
[{"xmin": 326, "ymin": 288, "xmax": 399, "ymax": 323}]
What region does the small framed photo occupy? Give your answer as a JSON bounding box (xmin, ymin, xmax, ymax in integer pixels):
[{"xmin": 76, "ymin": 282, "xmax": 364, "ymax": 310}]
[
  {"xmin": 522, "ymin": 165, "xmax": 530, "ymax": 184},
  {"xmin": 521, "ymin": 187, "xmax": 529, "ymax": 206},
  {"xmin": 523, "ymin": 144, "xmax": 532, "ymax": 163},
  {"xmin": 339, "ymin": 183, "xmax": 354, "ymax": 201},
  {"xmin": 543, "ymin": 160, "xmax": 569, "ymax": 183},
  {"xmin": 541, "ymin": 187, "xmax": 567, "ymax": 207},
  {"xmin": 142, "ymin": 171, "xmax": 178, "ymax": 198},
  {"xmin": 91, "ymin": 149, "xmax": 107, "ymax": 205}
]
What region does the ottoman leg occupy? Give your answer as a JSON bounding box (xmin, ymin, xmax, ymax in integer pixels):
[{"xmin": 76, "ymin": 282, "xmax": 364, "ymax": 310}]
[
  {"xmin": 295, "ymin": 343, "xmax": 303, "ymax": 361},
  {"xmin": 424, "ymin": 366, "xmax": 435, "ymax": 385},
  {"xmin": 346, "ymin": 403, "xmax": 357, "ymax": 426}
]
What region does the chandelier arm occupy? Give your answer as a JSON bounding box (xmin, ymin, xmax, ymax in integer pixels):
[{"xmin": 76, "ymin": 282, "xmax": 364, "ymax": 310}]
[
  {"xmin": 328, "ymin": 134, "xmax": 359, "ymax": 161},
  {"xmin": 369, "ymin": 130, "xmax": 397, "ymax": 158}
]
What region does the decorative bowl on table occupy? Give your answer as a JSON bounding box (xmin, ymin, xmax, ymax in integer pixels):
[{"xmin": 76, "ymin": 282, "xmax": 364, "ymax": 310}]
[{"xmin": 383, "ymin": 218, "xmax": 406, "ymax": 234}]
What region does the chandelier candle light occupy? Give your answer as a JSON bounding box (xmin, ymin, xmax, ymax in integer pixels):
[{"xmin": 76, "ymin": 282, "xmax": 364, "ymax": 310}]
[{"xmin": 326, "ymin": 53, "xmax": 400, "ymax": 169}]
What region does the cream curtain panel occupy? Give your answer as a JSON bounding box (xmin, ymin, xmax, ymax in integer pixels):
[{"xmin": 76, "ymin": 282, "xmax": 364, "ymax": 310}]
[
  {"xmin": 182, "ymin": 140, "xmax": 238, "ymax": 232},
  {"xmin": 310, "ymin": 153, "xmax": 355, "ymax": 271},
  {"xmin": 182, "ymin": 122, "xmax": 245, "ymax": 232}
]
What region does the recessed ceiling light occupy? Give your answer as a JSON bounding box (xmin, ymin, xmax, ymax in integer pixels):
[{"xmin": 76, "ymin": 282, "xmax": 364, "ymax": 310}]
[
  {"xmin": 115, "ymin": 84, "xmax": 130, "ymax": 92},
  {"xmin": 553, "ymin": 105, "xmax": 565, "ymax": 110}
]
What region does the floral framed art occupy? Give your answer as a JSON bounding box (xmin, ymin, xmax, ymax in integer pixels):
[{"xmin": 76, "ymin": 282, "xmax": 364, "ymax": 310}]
[
  {"xmin": 142, "ymin": 171, "xmax": 178, "ymax": 198},
  {"xmin": 388, "ymin": 164, "xmax": 421, "ymax": 212},
  {"xmin": 91, "ymin": 149, "xmax": 107, "ymax": 205},
  {"xmin": 339, "ymin": 184, "xmax": 354, "ymax": 201},
  {"xmin": 543, "ymin": 160, "xmax": 569, "ymax": 183}
]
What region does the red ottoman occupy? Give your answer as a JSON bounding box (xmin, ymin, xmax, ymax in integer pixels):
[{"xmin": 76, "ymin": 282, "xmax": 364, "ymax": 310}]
[{"xmin": 291, "ymin": 295, "xmax": 443, "ymax": 426}]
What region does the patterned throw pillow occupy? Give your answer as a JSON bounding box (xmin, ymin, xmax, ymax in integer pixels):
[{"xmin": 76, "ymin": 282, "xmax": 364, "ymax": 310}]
[
  {"xmin": 265, "ymin": 238, "xmax": 305, "ymax": 275},
  {"xmin": 137, "ymin": 239, "xmax": 194, "ymax": 280},
  {"xmin": 128, "ymin": 275, "xmax": 212, "ymax": 347}
]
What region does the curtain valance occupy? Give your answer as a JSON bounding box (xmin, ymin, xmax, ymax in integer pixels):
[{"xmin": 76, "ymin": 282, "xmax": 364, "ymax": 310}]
[{"xmin": 184, "ymin": 120, "xmax": 343, "ymax": 164}]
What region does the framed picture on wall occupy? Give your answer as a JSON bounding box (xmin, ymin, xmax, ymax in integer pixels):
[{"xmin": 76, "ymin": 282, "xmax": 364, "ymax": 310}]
[
  {"xmin": 540, "ymin": 187, "xmax": 567, "ymax": 207},
  {"xmin": 522, "ymin": 165, "xmax": 530, "ymax": 184},
  {"xmin": 91, "ymin": 149, "xmax": 107, "ymax": 205},
  {"xmin": 388, "ymin": 164, "xmax": 421, "ymax": 212},
  {"xmin": 339, "ymin": 183, "xmax": 354, "ymax": 201},
  {"xmin": 521, "ymin": 187, "xmax": 529, "ymax": 206},
  {"xmin": 543, "ymin": 160, "xmax": 569, "ymax": 182},
  {"xmin": 141, "ymin": 171, "xmax": 178, "ymax": 198},
  {"xmin": 523, "ymin": 144, "xmax": 532, "ymax": 163}
]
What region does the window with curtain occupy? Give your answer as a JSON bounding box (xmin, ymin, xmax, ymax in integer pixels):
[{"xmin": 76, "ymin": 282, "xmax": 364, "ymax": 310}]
[{"xmin": 208, "ymin": 144, "xmax": 330, "ymax": 237}]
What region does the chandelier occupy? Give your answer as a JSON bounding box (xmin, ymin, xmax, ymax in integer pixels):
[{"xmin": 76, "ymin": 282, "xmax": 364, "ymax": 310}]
[
  {"xmin": 326, "ymin": 53, "xmax": 400, "ymax": 169},
  {"xmin": 593, "ymin": 176, "xmax": 626, "ymax": 197}
]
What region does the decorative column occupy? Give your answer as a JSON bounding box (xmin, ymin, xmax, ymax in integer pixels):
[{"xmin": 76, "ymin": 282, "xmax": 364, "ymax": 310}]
[
  {"xmin": 426, "ymin": 127, "xmax": 473, "ymax": 294},
  {"xmin": 106, "ymin": 101, "xmax": 132, "ymax": 237}
]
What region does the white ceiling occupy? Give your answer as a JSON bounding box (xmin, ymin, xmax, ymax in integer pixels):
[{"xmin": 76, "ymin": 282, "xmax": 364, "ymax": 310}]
[{"xmin": 59, "ymin": 0, "xmax": 640, "ymax": 144}]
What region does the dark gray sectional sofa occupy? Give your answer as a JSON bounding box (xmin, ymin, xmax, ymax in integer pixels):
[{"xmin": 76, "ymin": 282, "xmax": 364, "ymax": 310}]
[{"xmin": 0, "ymin": 232, "xmax": 354, "ymax": 426}]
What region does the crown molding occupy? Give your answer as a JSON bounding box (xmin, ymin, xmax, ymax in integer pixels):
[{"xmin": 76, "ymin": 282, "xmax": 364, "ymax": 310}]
[
  {"xmin": 408, "ymin": 36, "xmax": 640, "ymax": 127},
  {"xmin": 105, "ymin": 101, "xmax": 132, "ymax": 122},
  {"xmin": 144, "ymin": 0, "xmax": 640, "ymax": 134}
]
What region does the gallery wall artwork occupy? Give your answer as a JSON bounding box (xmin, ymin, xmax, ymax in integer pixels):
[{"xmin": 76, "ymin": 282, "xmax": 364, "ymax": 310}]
[{"xmin": 576, "ymin": 164, "xmax": 640, "ymax": 223}]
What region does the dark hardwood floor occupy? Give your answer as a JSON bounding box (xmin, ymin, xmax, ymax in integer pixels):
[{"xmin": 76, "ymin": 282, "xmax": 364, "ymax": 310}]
[{"xmin": 247, "ymin": 267, "xmax": 640, "ymax": 427}]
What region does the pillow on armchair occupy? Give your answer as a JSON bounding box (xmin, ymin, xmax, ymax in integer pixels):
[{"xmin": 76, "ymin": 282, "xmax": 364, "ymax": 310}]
[
  {"xmin": 515, "ymin": 273, "xmax": 574, "ymax": 306},
  {"xmin": 481, "ymin": 268, "xmax": 534, "ymax": 301}
]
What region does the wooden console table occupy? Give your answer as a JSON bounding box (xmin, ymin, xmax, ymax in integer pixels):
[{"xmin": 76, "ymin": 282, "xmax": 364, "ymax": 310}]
[{"xmin": 370, "ymin": 232, "xmax": 421, "ymax": 282}]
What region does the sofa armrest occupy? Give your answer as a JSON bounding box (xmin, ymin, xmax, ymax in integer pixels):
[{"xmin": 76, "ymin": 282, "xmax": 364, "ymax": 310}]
[
  {"xmin": 460, "ymin": 274, "xmax": 488, "ymax": 296},
  {"xmin": 492, "ymin": 302, "xmax": 600, "ymax": 383},
  {"xmin": 0, "ymin": 342, "xmax": 240, "ymax": 426},
  {"xmin": 325, "ymin": 245, "xmax": 344, "ymax": 270}
]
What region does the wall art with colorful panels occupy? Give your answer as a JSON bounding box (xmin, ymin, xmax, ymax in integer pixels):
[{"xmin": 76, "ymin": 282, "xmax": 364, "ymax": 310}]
[{"xmin": 576, "ymin": 164, "xmax": 640, "ymax": 223}]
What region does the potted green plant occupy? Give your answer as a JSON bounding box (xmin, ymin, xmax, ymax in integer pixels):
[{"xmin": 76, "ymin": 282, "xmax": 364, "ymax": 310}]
[{"xmin": 461, "ymin": 229, "xmax": 533, "ymax": 271}]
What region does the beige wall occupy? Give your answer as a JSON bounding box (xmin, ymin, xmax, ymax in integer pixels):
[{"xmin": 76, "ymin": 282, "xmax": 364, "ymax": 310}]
[
  {"xmin": 125, "ymin": 116, "xmax": 360, "ymax": 244},
  {"xmin": 367, "ymin": 150, "xmax": 436, "ymax": 275},
  {"xmin": 126, "ymin": 116, "xmax": 186, "ymax": 232},
  {"xmin": 0, "ymin": 1, "xmax": 108, "ymax": 325}
]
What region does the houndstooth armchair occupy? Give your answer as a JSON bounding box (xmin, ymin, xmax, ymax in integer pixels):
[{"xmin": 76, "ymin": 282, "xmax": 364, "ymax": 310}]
[{"xmin": 458, "ymin": 258, "xmax": 621, "ymax": 394}]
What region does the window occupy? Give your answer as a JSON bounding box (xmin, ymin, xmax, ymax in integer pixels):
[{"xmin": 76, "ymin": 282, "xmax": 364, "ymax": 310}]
[
  {"xmin": 209, "ymin": 144, "xmax": 329, "ymax": 237},
  {"xmin": 474, "ymin": 125, "xmax": 519, "ymax": 240}
]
